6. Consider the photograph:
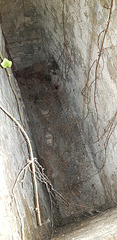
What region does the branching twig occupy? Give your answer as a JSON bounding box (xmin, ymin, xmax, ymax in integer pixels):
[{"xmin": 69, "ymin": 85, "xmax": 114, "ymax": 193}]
[
  {"xmin": 12, "ymin": 160, "xmax": 31, "ymax": 195},
  {"xmin": 80, "ymin": 0, "xmax": 115, "ymax": 180},
  {"xmin": 0, "ymin": 105, "xmax": 42, "ymax": 226},
  {"xmin": 94, "ymin": 0, "xmax": 114, "ymax": 120},
  {"xmin": 82, "ymin": 0, "xmax": 114, "ymax": 122},
  {"xmin": 34, "ymin": 158, "xmax": 69, "ymax": 206}
]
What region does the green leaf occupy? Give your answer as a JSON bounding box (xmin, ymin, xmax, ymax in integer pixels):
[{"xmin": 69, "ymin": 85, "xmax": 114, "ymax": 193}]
[{"xmin": 1, "ymin": 58, "xmax": 12, "ymax": 68}]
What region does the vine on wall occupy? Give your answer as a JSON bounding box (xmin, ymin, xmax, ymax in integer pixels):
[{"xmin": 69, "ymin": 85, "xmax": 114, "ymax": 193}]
[{"xmin": 81, "ymin": 0, "xmax": 115, "ymax": 172}]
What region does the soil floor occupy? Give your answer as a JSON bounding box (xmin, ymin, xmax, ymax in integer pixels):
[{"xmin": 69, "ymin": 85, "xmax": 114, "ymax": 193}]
[{"xmin": 52, "ymin": 208, "xmax": 117, "ymax": 240}]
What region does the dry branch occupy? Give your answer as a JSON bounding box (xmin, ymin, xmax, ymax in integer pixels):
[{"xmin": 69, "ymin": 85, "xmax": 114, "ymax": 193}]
[{"xmin": 0, "ymin": 104, "xmax": 42, "ymax": 226}]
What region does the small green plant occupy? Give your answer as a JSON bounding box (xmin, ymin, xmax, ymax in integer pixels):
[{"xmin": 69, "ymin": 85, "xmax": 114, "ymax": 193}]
[
  {"xmin": 1, "ymin": 57, "xmax": 12, "ymax": 68},
  {"xmin": 0, "ymin": 53, "xmax": 25, "ymax": 128},
  {"xmin": 0, "ymin": 53, "xmax": 42, "ymax": 226}
]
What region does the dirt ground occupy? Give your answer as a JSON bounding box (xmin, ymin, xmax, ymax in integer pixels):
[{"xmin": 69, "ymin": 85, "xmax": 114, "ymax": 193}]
[{"xmin": 52, "ymin": 208, "xmax": 117, "ymax": 240}]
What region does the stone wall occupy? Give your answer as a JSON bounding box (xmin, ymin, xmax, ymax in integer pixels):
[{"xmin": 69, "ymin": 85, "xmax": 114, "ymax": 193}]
[
  {"xmin": 1, "ymin": 0, "xmax": 117, "ymax": 227},
  {"xmin": 0, "ymin": 26, "xmax": 51, "ymax": 239}
]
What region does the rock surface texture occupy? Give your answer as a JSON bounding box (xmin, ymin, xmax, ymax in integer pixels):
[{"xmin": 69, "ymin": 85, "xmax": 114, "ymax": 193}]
[
  {"xmin": 0, "ymin": 27, "xmax": 51, "ymax": 240},
  {"xmin": 1, "ymin": 0, "xmax": 117, "ymax": 235}
]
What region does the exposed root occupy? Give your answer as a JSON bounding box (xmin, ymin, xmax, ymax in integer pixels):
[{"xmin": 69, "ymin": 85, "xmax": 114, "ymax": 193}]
[
  {"xmin": 0, "ymin": 105, "xmax": 42, "ymax": 226},
  {"xmin": 82, "ymin": 0, "xmax": 114, "ymax": 122}
]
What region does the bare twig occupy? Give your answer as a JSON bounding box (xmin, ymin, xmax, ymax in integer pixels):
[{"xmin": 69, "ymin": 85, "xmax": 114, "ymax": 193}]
[
  {"xmin": 12, "ymin": 160, "xmax": 31, "ymax": 195},
  {"xmin": 6, "ymin": 68, "xmax": 26, "ymax": 129},
  {"xmin": 0, "ymin": 51, "xmax": 25, "ymax": 129},
  {"xmin": 94, "ymin": 0, "xmax": 114, "ymax": 120},
  {"xmin": 82, "ymin": 0, "xmax": 114, "ymax": 122},
  {"xmin": 0, "ymin": 105, "xmax": 42, "ymax": 226}
]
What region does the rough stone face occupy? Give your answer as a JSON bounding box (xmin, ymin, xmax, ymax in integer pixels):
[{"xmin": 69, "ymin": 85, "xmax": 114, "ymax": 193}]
[
  {"xmin": 0, "ymin": 27, "xmax": 51, "ymax": 239},
  {"xmin": 1, "ymin": 0, "xmax": 117, "ymax": 228}
]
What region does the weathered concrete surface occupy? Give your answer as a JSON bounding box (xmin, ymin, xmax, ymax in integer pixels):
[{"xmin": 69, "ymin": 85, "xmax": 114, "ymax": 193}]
[
  {"xmin": 52, "ymin": 208, "xmax": 117, "ymax": 240},
  {"xmin": 0, "ymin": 26, "xmax": 51, "ymax": 239},
  {"xmin": 1, "ymin": 0, "xmax": 117, "ymax": 229}
]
